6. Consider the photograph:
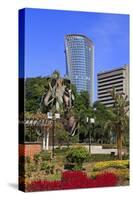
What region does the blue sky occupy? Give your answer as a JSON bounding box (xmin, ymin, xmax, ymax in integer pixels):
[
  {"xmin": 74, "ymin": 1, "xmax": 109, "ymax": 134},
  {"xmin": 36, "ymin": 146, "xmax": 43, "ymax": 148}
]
[{"xmin": 24, "ymin": 8, "xmax": 129, "ymax": 100}]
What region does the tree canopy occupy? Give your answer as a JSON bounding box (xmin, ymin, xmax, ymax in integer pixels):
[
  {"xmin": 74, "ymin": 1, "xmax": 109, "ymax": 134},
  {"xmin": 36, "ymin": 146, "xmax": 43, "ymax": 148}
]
[
  {"xmin": 25, "ymin": 77, "xmax": 49, "ymax": 112},
  {"xmin": 25, "ymin": 74, "xmax": 129, "ymax": 151}
]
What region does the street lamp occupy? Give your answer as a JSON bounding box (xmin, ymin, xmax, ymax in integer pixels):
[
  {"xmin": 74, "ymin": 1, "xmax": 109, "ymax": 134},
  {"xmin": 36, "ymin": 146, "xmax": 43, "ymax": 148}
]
[
  {"xmin": 86, "ymin": 108, "xmax": 96, "ymax": 156},
  {"xmin": 47, "ymin": 112, "xmax": 60, "ymax": 159},
  {"xmin": 87, "ymin": 117, "xmax": 95, "ymax": 156}
]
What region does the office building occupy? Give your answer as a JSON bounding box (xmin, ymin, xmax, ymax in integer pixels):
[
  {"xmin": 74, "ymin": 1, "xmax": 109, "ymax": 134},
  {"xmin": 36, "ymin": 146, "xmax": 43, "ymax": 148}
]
[
  {"xmin": 97, "ymin": 65, "xmax": 129, "ymax": 107},
  {"xmin": 65, "ymin": 34, "xmax": 94, "ymax": 104}
]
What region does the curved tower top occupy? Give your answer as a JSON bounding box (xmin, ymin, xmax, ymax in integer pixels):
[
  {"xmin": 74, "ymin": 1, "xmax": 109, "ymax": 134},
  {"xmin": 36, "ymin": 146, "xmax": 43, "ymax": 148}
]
[{"xmin": 65, "ymin": 34, "xmax": 94, "ymax": 104}]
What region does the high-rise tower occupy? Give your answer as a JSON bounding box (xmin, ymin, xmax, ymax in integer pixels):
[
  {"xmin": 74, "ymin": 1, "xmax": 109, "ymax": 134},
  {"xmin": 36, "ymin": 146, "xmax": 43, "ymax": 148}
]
[
  {"xmin": 65, "ymin": 34, "xmax": 94, "ymax": 104},
  {"xmin": 97, "ymin": 65, "xmax": 129, "ymax": 107}
]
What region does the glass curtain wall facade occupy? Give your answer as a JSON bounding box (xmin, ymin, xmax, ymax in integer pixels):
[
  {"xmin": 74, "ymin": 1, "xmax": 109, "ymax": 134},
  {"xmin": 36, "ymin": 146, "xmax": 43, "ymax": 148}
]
[{"xmin": 65, "ymin": 34, "xmax": 94, "ymax": 104}]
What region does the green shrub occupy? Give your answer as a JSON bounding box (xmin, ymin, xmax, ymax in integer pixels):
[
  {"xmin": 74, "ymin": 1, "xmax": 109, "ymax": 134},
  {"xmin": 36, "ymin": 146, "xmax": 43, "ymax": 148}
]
[
  {"xmin": 73, "ymin": 165, "xmax": 83, "ymax": 170},
  {"xmin": 40, "ymin": 162, "xmax": 55, "ymax": 174},
  {"xmin": 93, "ymin": 160, "xmax": 129, "ymax": 171},
  {"xmin": 30, "ymin": 163, "xmax": 37, "ymax": 172},
  {"xmin": 65, "ymin": 146, "xmax": 89, "ymax": 170},
  {"xmin": 39, "ymin": 151, "xmax": 51, "ymax": 161},
  {"xmin": 55, "ymin": 147, "xmax": 69, "ymax": 154},
  {"xmin": 33, "ymin": 153, "xmax": 41, "ymax": 164},
  {"xmin": 25, "ymin": 163, "xmax": 35, "ymax": 177},
  {"xmin": 40, "ymin": 162, "xmax": 47, "ymax": 171}
]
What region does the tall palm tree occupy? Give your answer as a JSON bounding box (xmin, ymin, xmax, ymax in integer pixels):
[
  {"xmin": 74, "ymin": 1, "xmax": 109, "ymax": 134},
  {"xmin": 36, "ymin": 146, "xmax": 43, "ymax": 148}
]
[{"xmin": 105, "ymin": 89, "xmax": 129, "ymax": 160}]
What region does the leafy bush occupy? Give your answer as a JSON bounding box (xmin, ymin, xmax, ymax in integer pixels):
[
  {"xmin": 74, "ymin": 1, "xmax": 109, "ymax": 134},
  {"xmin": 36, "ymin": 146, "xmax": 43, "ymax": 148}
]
[
  {"xmin": 56, "ymin": 129, "xmax": 69, "ymax": 147},
  {"xmin": 33, "ymin": 153, "xmax": 41, "ymax": 164},
  {"xmin": 33, "ymin": 151, "xmax": 51, "ymax": 163},
  {"xmin": 65, "ymin": 146, "xmax": 89, "ymax": 170},
  {"xmin": 25, "ymin": 163, "xmax": 37, "ymax": 177},
  {"xmin": 27, "ymin": 171, "xmax": 118, "ymax": 191},
  {"xmin": 40, "ymin": 162, "xmax": 47, "ymax": 171},
  {"xmin": 25, "ymin": 151, "xmax": 53, "ymax": 176},
  {"xmin": 93, "ymin": 160, "xmax": 129, "ymax": 171},
  {"xmin": 40, "ymin": 162, "xmax": 55, "ymax": 174},
  {"xmin": 39, "ymin": 151, "xmax": 51, "ymax": 161},
  {"xmin": 55, "ymin": 147, "xmax": 69, "ymax": 154}
]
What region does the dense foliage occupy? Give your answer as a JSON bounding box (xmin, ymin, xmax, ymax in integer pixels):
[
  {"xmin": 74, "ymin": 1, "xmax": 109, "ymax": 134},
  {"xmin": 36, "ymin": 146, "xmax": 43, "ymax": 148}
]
[
  {"xmin": 105, "ymin": 89, "xmax": 129, "ymax": 159},
  {"xmin": 93, "ymin": 160, "xmax": 129, "ymax": 171},
  {"xmin": 23, "ymin": 151, "xmax": 56, "ymax": 177},
  {"xmin": 25, "ymin": 74, "xmax": 129, "ymax": 159},
  {"xmin": 25, "ymin": 77, "xmax": 49, "ymax": 112},
  {"xmin": 65, "ymin": 146, "xmax": 89, "ymax": 170}
]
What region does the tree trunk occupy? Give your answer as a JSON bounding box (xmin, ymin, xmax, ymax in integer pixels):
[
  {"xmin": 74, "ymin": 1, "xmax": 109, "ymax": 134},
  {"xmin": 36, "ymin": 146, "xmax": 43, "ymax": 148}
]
[
  {"xmin": 117, "ymin": 131, "xmax": 123, "ymax": 160},
  {"xmin": 42, "ymin": 133, "xmax": 46, "ymax": 150},
  {"xmin": 46, "ymin": 132, "xmax": 49, "ymax": 150}
]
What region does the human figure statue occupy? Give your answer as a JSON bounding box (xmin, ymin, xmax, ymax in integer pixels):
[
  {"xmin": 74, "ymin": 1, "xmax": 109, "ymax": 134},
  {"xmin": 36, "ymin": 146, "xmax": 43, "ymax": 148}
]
[
  {"xmin": 40, "ymin": 71, "xmax": 77, "ymax": 137},
  {"xmin": 41, "ymin": 72, "xmax": 74, "ymax": 112}
]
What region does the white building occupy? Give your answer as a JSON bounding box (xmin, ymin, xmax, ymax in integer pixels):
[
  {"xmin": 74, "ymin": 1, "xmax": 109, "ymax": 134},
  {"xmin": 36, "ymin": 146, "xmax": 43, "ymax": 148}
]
[{"xmin": 97, "ymin": 65, "xmax": 129, "ymax": 107}]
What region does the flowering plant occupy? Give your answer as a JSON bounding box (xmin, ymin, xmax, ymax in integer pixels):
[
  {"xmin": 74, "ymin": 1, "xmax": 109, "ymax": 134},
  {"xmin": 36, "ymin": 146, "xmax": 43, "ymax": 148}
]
[
  {"xmin": 27, "ymin": 171, "xmax": 118, "ymax": 192},
  {"xmin": 93, "ymin": 160, "xmax": 129, "ymax": 171}
]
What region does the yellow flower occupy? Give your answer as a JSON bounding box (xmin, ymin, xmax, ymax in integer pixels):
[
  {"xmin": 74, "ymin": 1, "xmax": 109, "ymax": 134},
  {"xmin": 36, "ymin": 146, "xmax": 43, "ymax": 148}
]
[{"xmin": 93, "ymin": 160, "xmax": 129, "ymax": 171}]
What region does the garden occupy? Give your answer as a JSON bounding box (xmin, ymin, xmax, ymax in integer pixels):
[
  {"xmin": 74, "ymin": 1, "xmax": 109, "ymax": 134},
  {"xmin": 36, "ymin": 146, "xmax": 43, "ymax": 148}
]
[
  {"xmin": 19, "ymin": 71, "xmax": 129, "ymax": 192},
  {"xmin": 19, "ymin": 146, "xmax": 129, "ymax": 192}
]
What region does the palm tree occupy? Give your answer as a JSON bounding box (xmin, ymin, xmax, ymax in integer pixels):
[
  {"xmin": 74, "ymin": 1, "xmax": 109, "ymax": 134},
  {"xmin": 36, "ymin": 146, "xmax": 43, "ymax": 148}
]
[{"xmin": 105, "ymin": 89, "xmax": 129, "ymax": 160}]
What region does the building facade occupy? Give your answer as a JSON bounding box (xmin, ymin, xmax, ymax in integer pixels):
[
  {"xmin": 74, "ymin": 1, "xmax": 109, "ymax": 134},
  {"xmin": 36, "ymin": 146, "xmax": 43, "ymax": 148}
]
[
  {"xmin": 97, "ymin": 65, "xmax": 129, "ymax": 107},
  {"xmin": 65, "ymin": 34, "xmax": 94, "ymax": 104}
]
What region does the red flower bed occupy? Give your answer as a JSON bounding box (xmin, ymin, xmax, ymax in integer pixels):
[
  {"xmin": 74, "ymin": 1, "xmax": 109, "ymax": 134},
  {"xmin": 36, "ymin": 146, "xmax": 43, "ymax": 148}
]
[
  {"xmin": 62, "ymin": 171, "xmax": 89, "ymax": 182},
  {"xmin": 95, "ymin": 173, "xmax": 118, "ymax": 187},
  {"xmin": 27, "ymin": 180, "xmax": 62, "ymax": 191},
  {"xmin": 61, "ymin": 171, "xmax": 92, "ymax": 189},
  {"xmin": 27, "ymin": 171, "xmax": 118, "ymax": 192}
]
